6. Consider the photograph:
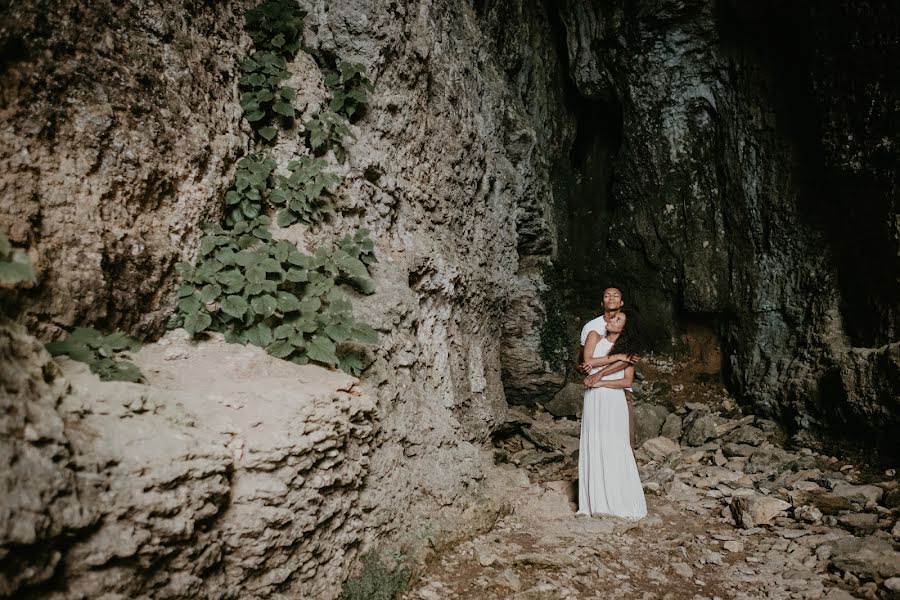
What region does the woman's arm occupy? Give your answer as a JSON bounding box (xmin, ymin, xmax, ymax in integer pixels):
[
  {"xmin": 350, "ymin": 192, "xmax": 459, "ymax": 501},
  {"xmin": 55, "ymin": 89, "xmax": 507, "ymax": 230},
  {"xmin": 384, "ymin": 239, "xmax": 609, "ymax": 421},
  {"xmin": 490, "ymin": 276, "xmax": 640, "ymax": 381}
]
[
  {"xmin": 589, "ymin": 365, "xmax": 635, "ymax": 389},
  {"xmin": 582, "ymin": 331, "xmax": 602, "ymax": 365}
]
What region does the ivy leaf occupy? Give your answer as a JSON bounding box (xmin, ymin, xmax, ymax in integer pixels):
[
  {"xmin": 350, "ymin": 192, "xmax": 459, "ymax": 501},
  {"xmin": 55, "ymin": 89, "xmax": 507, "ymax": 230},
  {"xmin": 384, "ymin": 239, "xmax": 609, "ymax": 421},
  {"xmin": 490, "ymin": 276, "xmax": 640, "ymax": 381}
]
[
  {"xmin": 350, "ymin": 323, "xmax": 379, "ymax": 344},
  {"xmin": 184, "ymin": 310, "xmax": 213, "ymax": 335},
  {"xmin": 221, "ymin": 295, "xmax": 249, "ymax": 318},
  {"xmin": 307, "ymin": 335, "xmax": 338, "ymax": 366},
  {"xmin": 178, "ymin": 296, "xmax": 202, "ymax": 314},
  {"xmin": 266, "ymin": 339, "xmax": 294, "ymax": 359},
  {"xmin": 276, "ymin": 291, "xmax": 301, "ymax": 312},
  {"xmin": 324, "ymin": 323, "xmax": 350, "ymax": 343},
  {"xmin": 251, "ymin": 294, "xmax": 278, "ymax": 317},
  {"xmin": 273, "ymin": 323, "xmax": 295, "ymax": 339},
  {"xmin": 246, "ymin": 322, "xmax": 273, "ymax": 347},
  {"xmin": 199, "ymin": 284, "xmax": 222, "ymax": 303},
  {"xmin": 101, "ymin": 360, "xmax": 143, "ymax": 383},
  {"xmin": 273, "ymin": 102, "xmax": 295, "ymax": 117},
  {"xmin": 338, "ymin": 352, "xmax": 364, "ymax": 376}
]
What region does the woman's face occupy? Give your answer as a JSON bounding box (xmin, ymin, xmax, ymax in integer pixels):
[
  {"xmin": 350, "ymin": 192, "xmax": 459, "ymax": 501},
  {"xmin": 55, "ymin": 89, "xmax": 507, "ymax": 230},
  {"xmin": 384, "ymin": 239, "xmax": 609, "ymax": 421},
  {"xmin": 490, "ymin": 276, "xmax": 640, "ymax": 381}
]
[{"xmin": 606, "ymin": 312, "xmax": 627, "ymax": 334}]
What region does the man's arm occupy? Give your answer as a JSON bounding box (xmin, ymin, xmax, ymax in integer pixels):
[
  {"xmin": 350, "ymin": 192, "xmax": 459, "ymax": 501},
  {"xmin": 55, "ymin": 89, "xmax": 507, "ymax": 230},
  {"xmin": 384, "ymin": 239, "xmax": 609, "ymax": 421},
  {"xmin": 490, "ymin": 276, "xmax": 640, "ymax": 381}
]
[{"xmin": 584, "ymin": 354, "xmax": 639, "ymax": 385}]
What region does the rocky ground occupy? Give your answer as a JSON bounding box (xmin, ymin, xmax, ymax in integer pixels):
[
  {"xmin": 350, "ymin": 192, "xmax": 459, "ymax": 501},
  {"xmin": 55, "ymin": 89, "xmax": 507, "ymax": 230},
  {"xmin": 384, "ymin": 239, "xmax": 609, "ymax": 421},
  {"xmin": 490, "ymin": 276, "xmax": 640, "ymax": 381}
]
[{"xmin": 402, "ymin": 354, "xmax": 900, "ymax": 600}]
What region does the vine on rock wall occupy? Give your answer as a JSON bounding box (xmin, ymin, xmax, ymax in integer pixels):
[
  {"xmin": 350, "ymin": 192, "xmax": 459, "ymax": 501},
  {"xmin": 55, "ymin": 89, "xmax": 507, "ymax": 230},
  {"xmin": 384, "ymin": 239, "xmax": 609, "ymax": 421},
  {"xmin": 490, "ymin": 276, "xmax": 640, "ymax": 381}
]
[{"xmin": 170, "ymin": 0, "xmax": 379, "ymax": 376}]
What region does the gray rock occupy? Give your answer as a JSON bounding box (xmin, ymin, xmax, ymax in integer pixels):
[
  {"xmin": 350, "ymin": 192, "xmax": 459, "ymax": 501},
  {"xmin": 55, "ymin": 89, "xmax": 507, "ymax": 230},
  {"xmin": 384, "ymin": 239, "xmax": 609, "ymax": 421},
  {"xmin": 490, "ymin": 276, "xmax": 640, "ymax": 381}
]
[
  {"xmin": 641, "ymin": 437, "xmax": 680, "ymax": 462},
  {"xmin": 730, "ymin": 494, "xmax": 792, "ymax": 528},
  {"xmin": 723, "ymin": 443, "xmax": 757, "ymax": 458},
  {"xmin": 831, "ymin": 483, "xmax": 883, "ymax": 506},
  {"xmin": 837, "ymin": 513, "xmax": 879, "ymax": 534},
  {"xmin": 830, "ymin": 535, "xmax": 900, "ymax": 579},
  {"xmin": 545, "ymin": 383, "xmax": 584, "ymax": 418},
  {"xmin": 659, "ymin": 413, "xmax": 683, "ymax": 440},
  {"xmin": 724, "ymin": 425, "xmax": 768, "ymax": 446},
  {"xmin": 682, "ymin": 413, "xmax": 729, "ymax": 446},
  {"xmin": 745, "ymin": 447, "xmax": 797, "ymax": 474},
  {"xmin": 633, "ymin": 403, "xmax": 670, "ymax": 446}
]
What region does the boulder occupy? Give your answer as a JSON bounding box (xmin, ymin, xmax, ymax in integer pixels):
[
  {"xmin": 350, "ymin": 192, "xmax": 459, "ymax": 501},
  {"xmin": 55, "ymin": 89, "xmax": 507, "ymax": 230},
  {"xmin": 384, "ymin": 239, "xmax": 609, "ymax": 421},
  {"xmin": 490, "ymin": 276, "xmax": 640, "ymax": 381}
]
[
  {"xmin": 837, "ymin": 513, "xmax": 879, "ymax": 534},
  {"xmin": 745, "ymin": 447, "xmax": 797, "ymax": 474},
  {"xmin": 682, "ymin": 414, "xmax": 728, "ymax": 446},
  {"xmin": 831, "ymin": 483, "xmax": 883, "ymax": 506},
  {"xmin": 633, "ymin": 404, "xmax": 670, "ymax": 446},
  {"xmin": 545, "ymin": 383, "xmax": 584, "ymax": 418},
  {"xmin": 641, "ymin": 436, "xmax": 680, "ymax": 461},
  {"xmin": 789, "ymin": 490, "xmax": 854, "ymax": 515},
  {"xmin": 724, "ymin": 425, "xmax": 768, "ymax": 446},
  {"xmin": 659, "ymin": 413, "xmax": 683, "ymax": 440},
  {"xmin": 829, "ymin": 535, "xmax": 900, "ymax": 579},
  {"xmin": 730, "ymin": 494, "xmax": 791, "ymax": 528},
  {"xmin": 722, "ymin": 443, "xmax": 756, "ymax": 457}
]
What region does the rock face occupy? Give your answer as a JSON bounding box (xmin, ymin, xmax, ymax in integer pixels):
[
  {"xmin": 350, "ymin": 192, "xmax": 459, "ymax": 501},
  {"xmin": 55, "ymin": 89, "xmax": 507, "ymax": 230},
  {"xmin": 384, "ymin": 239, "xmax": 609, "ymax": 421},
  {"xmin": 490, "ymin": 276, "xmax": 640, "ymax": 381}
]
[
  {"xmin": 557, "ymin": 0, "xmax": 900, "ymax": 448},
  {"xmin": 0, "ymin": 0, "xmax": 576, "ymax": 595},
  {"xmin": 0, "ymin": 1, "xmax": 246, "ymax": 337},
  {"xmin": 0, "ymin": 320, "xmax": 97, "ymax": 595},
  {"xmin": 2, "ymin": 328, "xmax": 382, "ymax": 599}
]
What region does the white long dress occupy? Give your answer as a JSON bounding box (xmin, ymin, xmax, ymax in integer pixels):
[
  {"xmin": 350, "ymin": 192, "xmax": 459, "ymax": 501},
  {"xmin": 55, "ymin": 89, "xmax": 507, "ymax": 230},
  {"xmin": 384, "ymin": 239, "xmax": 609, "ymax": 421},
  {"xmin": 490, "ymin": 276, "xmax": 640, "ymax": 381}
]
[{"xmin": 577, "ymin": 337, "xmax": 647, "ymax": 519}]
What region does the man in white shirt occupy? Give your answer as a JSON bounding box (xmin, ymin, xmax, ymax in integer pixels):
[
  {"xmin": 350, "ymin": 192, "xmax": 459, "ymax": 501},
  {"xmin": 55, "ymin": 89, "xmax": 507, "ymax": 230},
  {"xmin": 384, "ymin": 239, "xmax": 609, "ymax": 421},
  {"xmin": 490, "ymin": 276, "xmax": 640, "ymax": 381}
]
[{"xmin": 578, "ymin": 287, "xmax": 637, "ymax": 448}]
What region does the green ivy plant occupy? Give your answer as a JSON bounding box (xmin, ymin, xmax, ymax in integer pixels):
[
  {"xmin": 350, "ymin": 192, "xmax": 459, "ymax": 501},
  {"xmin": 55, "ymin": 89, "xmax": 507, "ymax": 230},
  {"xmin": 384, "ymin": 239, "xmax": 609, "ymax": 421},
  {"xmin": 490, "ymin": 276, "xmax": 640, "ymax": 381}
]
[
  {"xmin": 239, "ymin": 51, "xmax": 298, "ymax": 141},
  {"xmin": 270, "ymin": 156, "xmax": 339, "ymax": 227},
  {"xmin": 224, "ymin": 153, "xmax": 276, "ymax": 227},
  {"xmin": 0, "ymin": 233, "xmax": 36, "ymax": 285},
  {"xmin": 326, "ymin": 61, "xmax": 374, "ymax": 122},
  {"xmin": 537, "ymin": 261, "xmax": 570, "ymax": 371},
  {"xmin": 46, "ymin": 328, "xmax": 143, "ymax": 382},
  {"xmin": 304, "ymin": 110, "xmax": 353, "ymax": 163},
  {"xmin": 333, "ymin": 229, "xmax": 377, "ymax": 294},
  {"xmin": 169, "ymin": 218, "xmax": 377, "ymax": 369},
  {"xmin": 244, "ymin": 0, "xmax": 305, "ymax": 58}
]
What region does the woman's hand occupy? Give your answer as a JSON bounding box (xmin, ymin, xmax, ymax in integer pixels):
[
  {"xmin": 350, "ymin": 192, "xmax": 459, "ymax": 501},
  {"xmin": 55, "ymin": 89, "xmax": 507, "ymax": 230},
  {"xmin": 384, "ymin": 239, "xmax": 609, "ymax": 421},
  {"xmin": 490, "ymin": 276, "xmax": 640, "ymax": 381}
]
[
  {"xmin": 577, "ymin": 362, "xmax": 592, "ymax": 374},
  {"xmin": 583, "ymin": 374, "xmax": 606, "ymax": 388}
]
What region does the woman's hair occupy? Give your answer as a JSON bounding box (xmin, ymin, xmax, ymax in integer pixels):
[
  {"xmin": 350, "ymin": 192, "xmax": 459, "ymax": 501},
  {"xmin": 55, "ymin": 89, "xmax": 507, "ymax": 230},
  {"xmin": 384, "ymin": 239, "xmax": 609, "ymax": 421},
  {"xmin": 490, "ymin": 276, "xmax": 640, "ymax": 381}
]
[{"xmin": 609, "ymin": 310, "xmax": 650, "ymax": 357}]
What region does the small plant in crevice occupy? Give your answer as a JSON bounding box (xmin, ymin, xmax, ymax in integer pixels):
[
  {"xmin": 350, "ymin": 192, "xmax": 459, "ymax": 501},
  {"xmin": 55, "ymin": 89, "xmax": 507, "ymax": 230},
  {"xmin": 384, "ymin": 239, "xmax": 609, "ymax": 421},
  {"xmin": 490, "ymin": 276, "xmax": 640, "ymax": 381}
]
[
  {"xmin": 168, "ymin": 217, "xmax": 378, "ymax": 369},
  {"xmin": 244, "ymin": 0, "xmax": 305, "ymax": 58},
  {"xmin": 46, "ymin": 328, "xmax": 143, "ymax": 382},
  {"xmin": 340, "ymin": 552, "xmax": 410, "ymax": 600},
  {"xmin": 270, "ymin": 156, "xmax": 339, "ymax": 227},
  {"xmin": 537, "ymin": 261, "xmax": 570, "ymax": 371},
  {"xmin": 326, "ymin": 61, "xmax": 374, "ymax": 122},
  {"xmin": 333, "ymin": 229, "xmax": 378, "ymax": 294},
  {"xmin": 304, "ymin": 110, "xmax": 353, "ymax": 163},
  {"xmin": 0, "ymin": 232, "xmax": 35, "ymax": 286},
  {"xmin": 239, "ymin": 51, "xmax": 299, "ymax": 141},
  {"xmin": 224, "ymin": 153, "xmax": 276, "ymax": 227}
]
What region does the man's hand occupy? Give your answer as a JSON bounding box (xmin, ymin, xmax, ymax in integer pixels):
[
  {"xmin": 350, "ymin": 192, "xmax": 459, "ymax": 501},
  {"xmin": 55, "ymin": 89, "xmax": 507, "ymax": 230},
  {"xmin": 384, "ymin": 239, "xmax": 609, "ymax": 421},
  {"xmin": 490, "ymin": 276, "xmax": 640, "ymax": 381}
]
[
  {"xmin": 612, "ymin": 353, "xmax": 639, "ymax": 363},
  {"xmin": 577, "ymin": 362, "xmax": 592, "ymax": 374},
  {"xmin": 584, "ymin": 373, "xmax": 602, "ymax": 388}
]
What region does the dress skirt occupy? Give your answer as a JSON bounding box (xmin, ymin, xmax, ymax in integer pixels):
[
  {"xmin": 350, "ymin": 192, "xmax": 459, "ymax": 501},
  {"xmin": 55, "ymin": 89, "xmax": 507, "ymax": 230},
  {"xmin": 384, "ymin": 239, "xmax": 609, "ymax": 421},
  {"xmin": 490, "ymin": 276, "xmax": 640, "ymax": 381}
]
[{"xmin": 577, "ymin": 386, "xmax": 647, "ymax": 519}]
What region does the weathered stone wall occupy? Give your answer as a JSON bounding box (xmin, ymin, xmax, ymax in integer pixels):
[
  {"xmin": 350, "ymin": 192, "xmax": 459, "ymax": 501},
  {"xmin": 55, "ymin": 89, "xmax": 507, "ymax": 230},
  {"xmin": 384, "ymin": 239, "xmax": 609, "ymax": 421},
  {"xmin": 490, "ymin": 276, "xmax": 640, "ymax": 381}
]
[
  {"xmin": 0, "ymin": 0, "xmax": 572, "ymax": 596},
  {"xmin": 557, "ymin": 0, "xmax": 900, "ymax": 448},
  {"xmin": 0, "ymin": 0, "xmax": 249, "ymax": 337}
]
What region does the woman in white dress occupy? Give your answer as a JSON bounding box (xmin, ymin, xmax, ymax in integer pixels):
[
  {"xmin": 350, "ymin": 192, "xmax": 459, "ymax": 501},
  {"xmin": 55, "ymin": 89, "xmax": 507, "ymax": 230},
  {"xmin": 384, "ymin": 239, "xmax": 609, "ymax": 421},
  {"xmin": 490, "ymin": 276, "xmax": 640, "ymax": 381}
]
[{"xmin": 576, "ymin": 311, "xmax": 647, "ymax": 519}]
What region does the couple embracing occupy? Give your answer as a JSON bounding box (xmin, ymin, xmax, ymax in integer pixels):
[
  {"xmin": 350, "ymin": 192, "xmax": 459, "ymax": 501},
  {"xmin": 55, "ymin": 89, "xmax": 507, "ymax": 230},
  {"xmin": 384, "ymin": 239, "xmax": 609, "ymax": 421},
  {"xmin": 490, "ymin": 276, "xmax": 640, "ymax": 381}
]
[{"xmin": 575, "ymin": 287, "xmax": 648, "ymax": 520}]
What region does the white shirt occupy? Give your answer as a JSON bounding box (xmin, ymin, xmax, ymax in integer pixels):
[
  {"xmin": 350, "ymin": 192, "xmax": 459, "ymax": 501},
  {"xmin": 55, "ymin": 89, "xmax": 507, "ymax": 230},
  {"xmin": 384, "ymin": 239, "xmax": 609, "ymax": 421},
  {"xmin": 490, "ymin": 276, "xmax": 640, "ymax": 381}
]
[
  {"xmin": 580, "ymin": 315, "xmax": 607, "ymax": 346},
  {"xmin": 580, "ymin": 314, "xmax": 633, "ymax": 393}
]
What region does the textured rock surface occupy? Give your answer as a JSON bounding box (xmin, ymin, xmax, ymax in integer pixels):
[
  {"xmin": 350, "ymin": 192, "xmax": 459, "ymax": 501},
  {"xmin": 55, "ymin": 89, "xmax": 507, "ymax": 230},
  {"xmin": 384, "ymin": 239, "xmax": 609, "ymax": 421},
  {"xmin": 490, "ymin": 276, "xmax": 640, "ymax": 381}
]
[
  {"xmin": 557, "ymin": 0, "xmax": 900, "ymax": 447},
  {"xmin": 0, "ymin": 0, "xmax": 576, "ymax": 595},
  {"xmin": 0, "ymin": 0, "xmax": 247, "ymax": 337},
  {"xmin": 0, "ymin": 320, "xmax": 97, "ymax": 596},
  {"xmin": 3, "ymin": 330, "xmax": 382, "ymax": 599}
]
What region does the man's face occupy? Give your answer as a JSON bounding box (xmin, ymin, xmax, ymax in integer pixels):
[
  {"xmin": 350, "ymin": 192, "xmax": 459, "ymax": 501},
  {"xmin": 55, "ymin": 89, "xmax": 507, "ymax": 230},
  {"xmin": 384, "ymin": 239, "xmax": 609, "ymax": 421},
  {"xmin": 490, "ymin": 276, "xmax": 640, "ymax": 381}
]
[{"xmin": 603, "ymin": 288, "xmax": 623, "ymax": 311}]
